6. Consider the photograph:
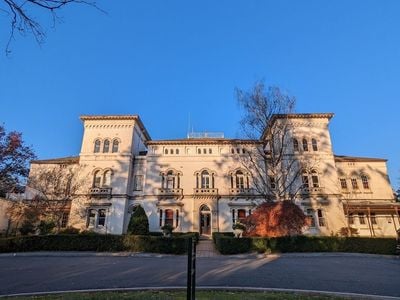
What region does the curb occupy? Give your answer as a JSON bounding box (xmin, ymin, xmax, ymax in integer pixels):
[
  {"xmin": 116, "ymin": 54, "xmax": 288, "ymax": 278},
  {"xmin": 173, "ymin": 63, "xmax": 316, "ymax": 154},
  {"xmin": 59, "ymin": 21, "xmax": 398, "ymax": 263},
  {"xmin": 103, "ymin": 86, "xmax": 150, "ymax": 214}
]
[
  {"xmin": 0, "ymin": 286, "xmax": 399, "ymax": 299},
  {"xmin": 0, "ymin": 251, "xmax": 397, "ymax": 259}
]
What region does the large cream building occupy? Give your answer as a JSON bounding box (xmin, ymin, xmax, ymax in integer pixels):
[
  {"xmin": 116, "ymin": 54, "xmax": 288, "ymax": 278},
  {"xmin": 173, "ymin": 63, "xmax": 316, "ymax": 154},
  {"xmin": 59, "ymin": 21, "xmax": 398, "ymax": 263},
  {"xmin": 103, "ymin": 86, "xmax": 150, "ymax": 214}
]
[{"xmin": 26, "ymin": 113, "xmax": 400, "ymax": 237}]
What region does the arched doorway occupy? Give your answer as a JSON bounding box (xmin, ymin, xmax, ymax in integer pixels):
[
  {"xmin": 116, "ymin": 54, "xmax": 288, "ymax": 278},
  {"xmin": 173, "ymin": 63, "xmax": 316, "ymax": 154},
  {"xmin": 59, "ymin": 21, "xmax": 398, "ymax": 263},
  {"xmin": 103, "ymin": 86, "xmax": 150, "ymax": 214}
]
[{"xmin": 199, "ymin": 205, "xmax": 211, "ymax": 235}]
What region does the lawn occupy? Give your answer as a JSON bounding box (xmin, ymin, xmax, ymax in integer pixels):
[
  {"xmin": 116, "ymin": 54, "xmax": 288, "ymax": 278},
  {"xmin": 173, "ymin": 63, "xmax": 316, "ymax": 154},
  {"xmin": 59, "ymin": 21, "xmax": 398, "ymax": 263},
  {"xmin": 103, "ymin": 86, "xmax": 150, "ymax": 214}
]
[{"xmin": 4, "ymin": 290, "xmax": 354, "ymax": 300}]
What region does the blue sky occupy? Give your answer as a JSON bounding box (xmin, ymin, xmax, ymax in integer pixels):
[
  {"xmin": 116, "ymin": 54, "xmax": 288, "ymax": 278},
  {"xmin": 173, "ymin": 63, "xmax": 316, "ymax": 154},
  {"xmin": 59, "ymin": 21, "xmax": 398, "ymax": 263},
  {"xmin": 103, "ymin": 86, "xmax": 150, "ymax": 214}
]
[{"xmin": 0, "ymin": 1, "xmax": 399, "ymax": 189}]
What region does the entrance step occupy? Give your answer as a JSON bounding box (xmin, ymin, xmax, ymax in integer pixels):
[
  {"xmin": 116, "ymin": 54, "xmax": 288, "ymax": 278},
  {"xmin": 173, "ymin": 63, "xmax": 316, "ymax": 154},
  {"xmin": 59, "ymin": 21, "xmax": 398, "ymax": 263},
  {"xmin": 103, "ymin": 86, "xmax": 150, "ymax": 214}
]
[{"xmin": 196, "ymin": 239, "xmax": 219, "ymax": 257}]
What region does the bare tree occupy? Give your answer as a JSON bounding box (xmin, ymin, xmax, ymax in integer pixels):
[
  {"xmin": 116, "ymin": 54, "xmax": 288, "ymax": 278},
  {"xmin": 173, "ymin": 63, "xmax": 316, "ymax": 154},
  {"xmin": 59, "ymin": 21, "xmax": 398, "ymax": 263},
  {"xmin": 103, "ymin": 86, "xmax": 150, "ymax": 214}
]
[
  {"xmin": 1, "ymin": 0, "xmax": 102, "ymax": 54},
  {"xmin": 26, "ymin": 164, "xmax": 86, "ymax": 232},
  {"xmin": 236, "ymin": 81, "xmax": 308, "ymax": 202}
]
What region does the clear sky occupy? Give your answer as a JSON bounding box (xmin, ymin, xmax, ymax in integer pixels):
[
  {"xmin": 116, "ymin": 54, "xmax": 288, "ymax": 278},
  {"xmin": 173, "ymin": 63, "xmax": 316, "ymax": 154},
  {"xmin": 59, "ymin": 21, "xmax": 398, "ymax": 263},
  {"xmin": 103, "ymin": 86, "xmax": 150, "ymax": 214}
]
[{"xmin": 0, "ymin": 1, "xmax": 399, "ymax": 189}]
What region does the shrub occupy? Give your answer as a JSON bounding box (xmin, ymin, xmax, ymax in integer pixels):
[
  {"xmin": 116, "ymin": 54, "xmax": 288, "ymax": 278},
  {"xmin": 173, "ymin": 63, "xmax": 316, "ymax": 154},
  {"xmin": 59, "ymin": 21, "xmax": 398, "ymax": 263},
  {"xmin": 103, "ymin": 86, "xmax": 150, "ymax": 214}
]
[
  {"xmin": 58, "ymin": 227, "xmax": 80, "ymax": 234},
  {"xmin": 37, "ymin": 220, "xmax": 56, "ymax": 235},
  {"xmin": 213, "ymin": 234, "xmax": 397, "ymax": 255},
  {"xmin": 127, "ymin": 206, "xmax": 149, "ymax": 235},
  {"xmin": 215, "ymin": 236, "xmax": 251, "ymax": 254},
  {"xmin": 161, "ymin": 224, "xmax": 174, "ymax": 237},
  {"xmin": 212, "ymin": 232, "xmax": 234, "ymax": 243},
  {"xmin": 19, "ymin": 221, "xmax": 36, "ymax": 236},
  {"xmin": 0, "ymin": 234, "xmax": 192, "ymax": 254}
]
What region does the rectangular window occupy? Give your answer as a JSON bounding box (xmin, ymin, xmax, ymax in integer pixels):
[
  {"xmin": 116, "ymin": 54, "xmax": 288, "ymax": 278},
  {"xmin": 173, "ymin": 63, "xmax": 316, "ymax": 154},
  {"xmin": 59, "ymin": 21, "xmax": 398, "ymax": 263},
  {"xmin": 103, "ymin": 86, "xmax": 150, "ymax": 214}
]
[
  {"xmin": 61, "ymin": 213, "xmax": 69, "ymax": 228},
  {"xmin": 176, "ymin": 209, "xmax": 179, "ymax": 227},
  {"xmin": 209, "ymin": 148, "xmax": 212, "ymax": 154},
  {"xmin": 232, "ymin": 209, "xmax": 236, "ymax": 224},
  {"xmin": 351, "ymin": 178, "xmax": 358, "ymax": 189},
  {"xmin": 307, "ymin": 209, "xmax": 316, "ymax": 227},
  {"xmin": 134, "ymin": 175, "xmax": 144, "ymax": 191},
  {"xmin": 317, "ymin": 209, "xmax": 325, "ymax": 227},
  {"xmin": 340, "ymin": 178, "xmax": 347, "ymax": 189},
  {"xmin": 165, "ymin": 209, "xmax": 174, "ymax": 226},
  {"xmin": 370, "ymin": 213, "xmax": 377, "ymax": 225},
  {"xmin": 87, "ymin": 209, "xmax": 96, "ymax": 228},
  {"xmin": 348, "ymin": 213, "xmax": 354, "ymax": 225},
  {"xmin": 98, "ymin": 209, "xmax": 106, "ymax": 227},
  {"xmin": 358, "ymin": 213, "xmax": 366, "ymax": 225},
  {"xmin": 238, "ymin": 209, "xmax": 246, "ymax": 222},
  {"xmin": 159, "ymin": 209, "xmax": 163, "ymax": 226}
]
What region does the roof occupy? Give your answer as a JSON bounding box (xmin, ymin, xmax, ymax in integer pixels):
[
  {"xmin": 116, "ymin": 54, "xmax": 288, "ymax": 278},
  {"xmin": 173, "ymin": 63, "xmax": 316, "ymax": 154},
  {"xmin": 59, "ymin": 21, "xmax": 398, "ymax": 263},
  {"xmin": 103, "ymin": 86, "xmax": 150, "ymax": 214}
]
[
  {"xmin": 271, "ymin": 113, "xmax": 334, "ymax": 121},
  {"xmin": 79, "ymin": 115, "xmax": 151, "ymax": 141},
  {"xmin": 31, "ymin": 156, "xmax": 80, "ymax": 164},
  {"xmin": 334, "ymin": 155, "xmax": 387, "ymax": 163},
  {"xmin": 147, "ymin": 138, "xmax": 259, "ymax": 145}
]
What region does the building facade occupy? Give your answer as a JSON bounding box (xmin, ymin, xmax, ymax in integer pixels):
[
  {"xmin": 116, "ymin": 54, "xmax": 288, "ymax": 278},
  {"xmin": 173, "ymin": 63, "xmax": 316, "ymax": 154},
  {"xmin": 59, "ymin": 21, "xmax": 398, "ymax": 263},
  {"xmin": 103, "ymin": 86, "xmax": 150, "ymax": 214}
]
[{"xmin": 24, "ymin": 113, "xmax": 400, "ymax": 237}]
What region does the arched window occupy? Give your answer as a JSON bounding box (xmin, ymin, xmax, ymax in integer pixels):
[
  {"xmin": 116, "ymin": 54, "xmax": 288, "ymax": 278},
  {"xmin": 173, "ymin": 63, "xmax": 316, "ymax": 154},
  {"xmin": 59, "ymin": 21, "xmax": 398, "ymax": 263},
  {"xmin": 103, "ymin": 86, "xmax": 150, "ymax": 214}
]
[
  {"xmin": 361, "ymin": 175, "xmax": 370, "ymax": 189},
  {"xmin": 112, "ymin": 139, "xmax": 119, "ymax": 153},
  {"xmin": 165, "ymin": 149, "xmax": 168, "ymax": 155},
  {"xmin": 164, "ymin": 209, "xmax": 174, "ymax": 226},
  {"xmin": 235, "ymin": 170, "xmax": 245, "ymax": 189},
  {"xmin": 293, "ymin": 138, "xmax": 299, "ymax": 152},
  {"xmin": 171, "ymin": 149, "xmax": 174, "ymax": 154},
  {"xmin": 166, "ymin": 170, "xmax": 175, "ymax": 189},
  {"xmin": 201, "ymin": 170, "xmax": 210, "ymax": 188},
  {"xmin": 302, "ymin": 170, "xmax": 309, "ymax": 189},
  {"xmin": 103, "ymin": 170, "xmax": 112, "ymax": 187},
  {"xmin": 94, "ymin": 139, "xmax": 101, "ymax": 153},
  {"xmin": 176, "ymin": 149, "xmax": 179, "ymax": 155},
  {"xmin": 93, "ymin": 171, "xmax": 102, "ymax": 187},
  {"xmin": 103, "ymin": 139, "xmax": 110, "ymax": 153},
  {"xmin": 312, "ymin": 139, "xmax": 318, "ymax": 151},
  {"xmin": 311, "ymin": 170, "xmax": 319, "ymax": 188},
  {"xmin": 302, "ymin": 139, "xmax": 308, "ymax": 151}
]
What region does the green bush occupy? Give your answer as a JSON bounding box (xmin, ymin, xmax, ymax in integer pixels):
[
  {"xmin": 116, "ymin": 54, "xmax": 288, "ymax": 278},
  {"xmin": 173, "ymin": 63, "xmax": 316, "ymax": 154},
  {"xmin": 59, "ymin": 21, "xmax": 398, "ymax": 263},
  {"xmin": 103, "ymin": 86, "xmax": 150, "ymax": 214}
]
[
  {"xmin": 19, "ymin": 221, "xmax": 36, "ymax": 236},
  {"xmin": 58, "ymin": 227, "xmax": 81, "ymax": 234},
  {"xmin": 38, "ymin": 220, "xmax": 56, "ymax": 235},
  {"xmin": 127, "ymin": 206, "xmax": 149, "ymax": 235},
  {"xmin": 212, "ymin": 232, "xmax": 234, "ymax": 244},
  {"xmin": 213, "ymin": 234, "xmax": 397, "ymax": 255},
  {"xmin": 215, "ymin": 236, "xmax": 252, "ymax": 254},
  {"xmin": 0, "ymin": 234, "xmax": 192, "ymax": 254}
]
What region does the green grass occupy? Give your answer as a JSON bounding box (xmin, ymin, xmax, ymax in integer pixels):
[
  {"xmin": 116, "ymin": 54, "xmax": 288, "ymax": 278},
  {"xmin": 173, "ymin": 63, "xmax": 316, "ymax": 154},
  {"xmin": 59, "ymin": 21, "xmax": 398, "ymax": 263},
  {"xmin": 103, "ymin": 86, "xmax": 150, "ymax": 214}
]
[{"xmin": 4, "ymin": 290, "xmax": 354, "ymax": 300}]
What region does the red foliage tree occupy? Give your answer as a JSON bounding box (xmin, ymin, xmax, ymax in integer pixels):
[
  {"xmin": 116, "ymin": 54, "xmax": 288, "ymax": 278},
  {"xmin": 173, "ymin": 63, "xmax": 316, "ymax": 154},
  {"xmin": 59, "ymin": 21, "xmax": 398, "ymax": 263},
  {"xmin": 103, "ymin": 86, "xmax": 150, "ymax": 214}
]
[
  {"xmin": 243, "ymin": 201, "xmax": 309, "ymax": 237},
  {"xmin": 0, "ymin": 124, "xmax": 36, "ymax": 197}
]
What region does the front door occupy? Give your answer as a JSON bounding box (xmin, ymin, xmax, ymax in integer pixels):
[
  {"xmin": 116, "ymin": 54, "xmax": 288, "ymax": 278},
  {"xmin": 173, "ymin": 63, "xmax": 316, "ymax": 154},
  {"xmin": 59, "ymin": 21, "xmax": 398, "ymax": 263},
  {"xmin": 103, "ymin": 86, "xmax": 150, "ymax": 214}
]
[{"xmin": 200, "ymin": 213, "xmax": 211, "ymax": 235}]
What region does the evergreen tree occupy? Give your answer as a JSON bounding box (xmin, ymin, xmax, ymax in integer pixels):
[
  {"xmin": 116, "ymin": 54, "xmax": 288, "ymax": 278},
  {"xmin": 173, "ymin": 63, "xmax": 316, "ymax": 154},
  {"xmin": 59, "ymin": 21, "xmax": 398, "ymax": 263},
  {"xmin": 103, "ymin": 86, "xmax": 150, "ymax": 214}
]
[{"xmin": 127, "ymin": 206, "xmax": 149, "ymax": 235}]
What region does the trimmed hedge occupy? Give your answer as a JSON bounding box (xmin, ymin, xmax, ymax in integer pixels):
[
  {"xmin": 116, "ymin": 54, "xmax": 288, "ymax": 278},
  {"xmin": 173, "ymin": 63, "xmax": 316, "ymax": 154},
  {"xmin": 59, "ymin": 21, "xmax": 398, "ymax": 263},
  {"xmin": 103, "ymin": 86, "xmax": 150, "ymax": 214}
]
[
  {"xmin": 0, "ymin": 234, "xmax": 196, "ymax": 254},
  {"xmin": 213, "ymin": 234, "xmax": 397, "ymax": 255}
]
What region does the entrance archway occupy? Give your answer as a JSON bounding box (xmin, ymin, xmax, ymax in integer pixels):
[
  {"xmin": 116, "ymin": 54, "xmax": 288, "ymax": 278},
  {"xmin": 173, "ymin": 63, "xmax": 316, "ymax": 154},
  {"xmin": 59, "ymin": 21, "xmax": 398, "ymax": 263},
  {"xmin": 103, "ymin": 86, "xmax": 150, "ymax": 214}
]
[{"xmin": 199, "ymin": 205, "xmax": 211, "ymax": 235}]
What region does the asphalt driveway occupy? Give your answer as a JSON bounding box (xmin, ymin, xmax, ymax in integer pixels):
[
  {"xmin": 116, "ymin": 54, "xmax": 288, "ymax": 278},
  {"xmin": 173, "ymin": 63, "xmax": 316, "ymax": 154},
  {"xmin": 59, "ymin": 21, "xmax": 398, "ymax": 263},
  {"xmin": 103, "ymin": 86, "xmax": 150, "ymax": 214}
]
[{"xmin": 0, "ymin": 253, "xmax": 399, "ymax": 297}]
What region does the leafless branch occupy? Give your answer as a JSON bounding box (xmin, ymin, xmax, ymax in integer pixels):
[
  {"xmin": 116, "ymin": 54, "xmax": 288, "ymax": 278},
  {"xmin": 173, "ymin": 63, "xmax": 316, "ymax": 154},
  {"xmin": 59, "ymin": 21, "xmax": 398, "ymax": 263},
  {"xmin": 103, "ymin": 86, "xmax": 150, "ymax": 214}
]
[{"xmin": 1, "ymin": 0, "xmax": 104, "ymax": 55}]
